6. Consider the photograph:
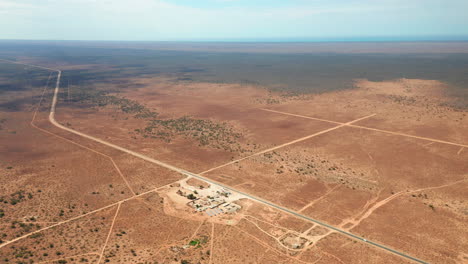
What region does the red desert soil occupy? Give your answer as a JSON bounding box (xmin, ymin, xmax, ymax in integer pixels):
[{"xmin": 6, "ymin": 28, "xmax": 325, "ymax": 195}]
[
  {"xmin": 1, "ymin": 59, "xmax": 466, "ymax": 264},
  {"xmin": 300, "ymin": 233, "xmax": 412, "ymax": 263},
  {"xmin": 0, "ymin": 206, "xmax": 117, "ymax": 263},
  {"xmin": 54, "ymin": 77, "xmax": 335, "ymax": 172},
  {"xmin": 266, "ymin": 78, "xmax": 468, "ymax": 144},
  {"xmin": 1, "ymin": 111, "xmax": 132, "ymax": 222},
  {"xmin": 351, "ymin": 192, "xmax": 468, "ymax": 264},
  {"xmin": 203, "ymin": 125, "xmax": 466, "ymax": 263},
  {"xmin": 99, "ymin": 192, "xmax": 209, "ymax": 263}
]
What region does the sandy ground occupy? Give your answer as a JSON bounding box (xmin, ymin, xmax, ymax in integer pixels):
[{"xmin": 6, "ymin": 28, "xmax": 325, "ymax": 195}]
[{"xmin": 1, "ymin": 60, "xmax": 467, "ymax": 264}]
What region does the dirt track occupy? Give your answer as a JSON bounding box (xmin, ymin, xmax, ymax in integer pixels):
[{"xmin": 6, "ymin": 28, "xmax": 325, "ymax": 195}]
[
  {"xmin": 260, "ymin": 108, "xmax": 468, "ymax": 148},
  {"xmin": 199, "ymin": 113, "xmax": 376, "ymax": 175},
  {"xmin": 0, "ymin": 59, "xmax": 433, "ymax": 264}
]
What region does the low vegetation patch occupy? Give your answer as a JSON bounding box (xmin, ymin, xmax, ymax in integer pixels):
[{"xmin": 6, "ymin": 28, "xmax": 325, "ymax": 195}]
[
  {"xmin": 188, "ymin": 236, "xmax": 208, "ymax": 248},
  {"xmin": 0, "ymin": 190, "xmax": 33, "ymax": 206},
  {"xmin": 70, "ymin": 86, "xmax": 158, "ymax": 118},
  {"xmin": 136, "ymin": 116, "xmax": 245, "ymax": 152},
  {"xmin": 71, "ymin": 86, "xmax": 248, "ymax": 152}
]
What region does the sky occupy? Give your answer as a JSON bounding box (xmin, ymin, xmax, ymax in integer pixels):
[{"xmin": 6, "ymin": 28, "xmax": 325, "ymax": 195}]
[{"xmin": 0, "ymin": 0, "xmax": 468, "ymax": 41}]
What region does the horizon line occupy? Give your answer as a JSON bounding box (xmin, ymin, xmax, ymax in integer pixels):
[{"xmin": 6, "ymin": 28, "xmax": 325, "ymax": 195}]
[{"xmin": 1, "ymin": 35, "xmax": 468, "ymax": 43}]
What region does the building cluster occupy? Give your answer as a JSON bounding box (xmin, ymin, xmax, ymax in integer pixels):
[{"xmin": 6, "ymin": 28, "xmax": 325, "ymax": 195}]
[{"xmin": 180, "ymin": 187, "xmax": 241, "ymax": 215}]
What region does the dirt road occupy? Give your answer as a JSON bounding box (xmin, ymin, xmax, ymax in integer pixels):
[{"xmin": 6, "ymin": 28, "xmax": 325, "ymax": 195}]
[{"xmin": 0, "ymin": 59, "xmax": 429, "ymax": 264}]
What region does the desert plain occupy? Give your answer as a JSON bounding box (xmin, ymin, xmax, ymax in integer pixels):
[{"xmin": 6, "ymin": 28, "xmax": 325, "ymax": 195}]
[{"xmin": 0, "ymin": 41, "xmax": 467, "ymax": 264}]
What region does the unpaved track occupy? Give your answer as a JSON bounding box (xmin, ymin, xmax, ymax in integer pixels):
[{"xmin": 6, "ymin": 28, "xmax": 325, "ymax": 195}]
[
  {"xmin": 97, "ymin": 202, "xmax": 121, "ymax": 264},
  {"xmin": 345, "ymin": 178, "xmax": 467, "ymax": 229},
  {"xmin": 0, "ymin": 59, "xmax": 428, "ymax": 264},
  {"xmin": 232, "ymin": 226, "xmax": 312, "ymax": 264},
  {"xmin": 29, "ymin": 69, "xmax": 136, "ymax": 196},
  {"xmin": 261, "ymin": 108, "xmax": 468, "ymax": 148},
  {"xmin": 298, "ymin": 185, "xmax": 340, "ymax": 213},
  {"xmin": 0, "ymin": 187, "xmax": 155, "ymax": 250},
  {"xmin": 209, "ymin": 223, "xmax": 215, "ymax": 264},
  {"xmin": 189, "ymin": 220, "xmax": 205, "ymax": 241},
  {"xmin": 0, "ymin": 179, "xmax": 178, "ymax": 250},
  {"xmin": 199, "ymin": 113, "xmax": 376, "ymax": 175}
]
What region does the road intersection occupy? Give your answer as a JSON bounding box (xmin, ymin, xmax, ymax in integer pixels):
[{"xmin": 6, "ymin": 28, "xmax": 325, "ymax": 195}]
[{"xmin": 1, "ymin": 59, "xmax": 430, "ymax": 263}]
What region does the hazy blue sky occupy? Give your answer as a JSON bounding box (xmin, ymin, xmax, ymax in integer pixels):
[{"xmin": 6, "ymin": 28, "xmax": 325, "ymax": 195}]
[{"xmin": 1, "ymin": 0, "xmax": 467, "ymax": 41}]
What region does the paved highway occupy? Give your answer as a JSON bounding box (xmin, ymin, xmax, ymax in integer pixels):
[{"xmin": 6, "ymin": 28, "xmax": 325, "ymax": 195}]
[
  {"xmin": 4, "ymin": 59, "xmax": 429, "ymax": 264},
  {"xmin": 182, "ymin": 171, "xmax": 428, "ymax": 264}
]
